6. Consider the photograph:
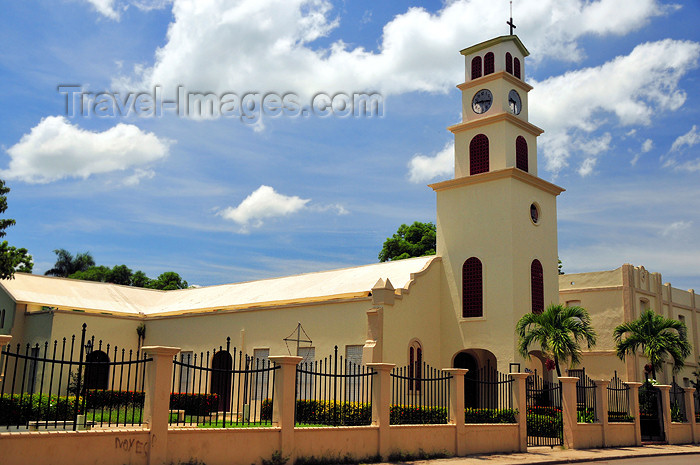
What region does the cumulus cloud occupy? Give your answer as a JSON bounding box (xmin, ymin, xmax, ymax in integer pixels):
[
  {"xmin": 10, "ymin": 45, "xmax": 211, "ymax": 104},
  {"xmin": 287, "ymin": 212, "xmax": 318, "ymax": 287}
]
[
  {"xmin": 84, "ymin": 0, "xmax": 120, "ymax": 19},
  {"xmin": 83, "ymin": 0, "xmax": 171, "ymax": 19},
  {"xmin": 2, "ymin": 116, "xmax": 171, "ymax": 184},
  {"xmin": 531, "ymin": 40, "xmax": 700, "ymax": 176},
  {"xmin": 117, "ymin": 0, "xmax": 669, "ymax": 99},
  {"xmin": 642, "ymin": 139, "xmax": 654, "ymax": 153},
  {"xmin": 218, "ymin": 185, "xmax": 311, "ymax": 232},
  {"xmin": 407, "ymin": 142, "xmax": 454, "ymax": 183}
]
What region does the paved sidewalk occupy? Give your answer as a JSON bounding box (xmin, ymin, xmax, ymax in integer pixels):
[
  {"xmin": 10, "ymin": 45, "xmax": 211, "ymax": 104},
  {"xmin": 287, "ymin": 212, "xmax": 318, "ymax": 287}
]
[{"xmin": 385, "ymin": 444, "xmax": 700, "ymax": 464}]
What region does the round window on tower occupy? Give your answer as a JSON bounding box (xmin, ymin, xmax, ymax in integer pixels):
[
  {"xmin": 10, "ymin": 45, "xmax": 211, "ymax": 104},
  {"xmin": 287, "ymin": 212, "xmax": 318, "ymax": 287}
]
[{"xmin": 530, "ymin": 203, "xmax": 540, "ymax": 225}]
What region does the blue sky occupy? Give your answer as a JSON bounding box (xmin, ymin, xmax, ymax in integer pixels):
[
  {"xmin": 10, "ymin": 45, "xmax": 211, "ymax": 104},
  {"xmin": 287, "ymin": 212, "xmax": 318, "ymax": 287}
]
[{"xmin": 1, "ymin": 0, "xmax": 699, "ymax": 290}]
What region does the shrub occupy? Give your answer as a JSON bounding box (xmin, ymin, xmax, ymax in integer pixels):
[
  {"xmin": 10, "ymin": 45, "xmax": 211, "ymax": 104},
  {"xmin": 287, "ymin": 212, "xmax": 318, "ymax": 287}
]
[
  {"xmin": 261, "ymin": 398, "xmax": 273, "ymax": 420},
  {"xmin": 295, "ymin": 400, "xmax": 371, "ymax": 426},
  {"xmin": 577, "ymin": 408, "xmax": 595, "ymax": 423},
  {"xmin": 464, "ymin": 408, "xmax": 517, "ymax": 424},
  {"xmin": 169, "ymin": 393, "xmax": 218, "ymax": 416},
  {"xmin": 608, "ymin": 411, "xmax": 634, "ymax": 422},
  {"xmin": 526, "ymin": 413, "xmax": 562, "ymax": 438},
  {"xmin": 0, "ymin": 393, "xmax": 80, "ymax": 425},
  {"xmin": 390, "ymin": 404, "xmax": 447, "ymax": 424},
  {"xmin": 84, "ymin": 390, "xmax": 144, "ymax": 409}
]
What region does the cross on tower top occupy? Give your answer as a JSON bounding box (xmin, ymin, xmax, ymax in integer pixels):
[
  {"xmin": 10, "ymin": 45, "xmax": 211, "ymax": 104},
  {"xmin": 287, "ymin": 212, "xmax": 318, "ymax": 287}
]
[{"xmin": 507, "ymin": 1, "xmax": 516, "ymax": 35}]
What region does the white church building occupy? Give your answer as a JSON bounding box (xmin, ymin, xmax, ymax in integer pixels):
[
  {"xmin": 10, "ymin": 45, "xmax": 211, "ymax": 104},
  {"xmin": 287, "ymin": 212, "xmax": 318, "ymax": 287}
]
[{"xmin": 1, "ymin": 35, "xmax": 698, "ymax": 387}]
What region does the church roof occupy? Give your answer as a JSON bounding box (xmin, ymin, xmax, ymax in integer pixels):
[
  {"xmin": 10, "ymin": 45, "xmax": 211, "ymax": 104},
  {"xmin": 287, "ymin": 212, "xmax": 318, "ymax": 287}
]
[
  {"xmin": 460, "ymin": 35, "xmax": 529, "ymax": 57},
  {"xmin": 0, "ymin": 256, "xmax": 438, "ymax": 316}
]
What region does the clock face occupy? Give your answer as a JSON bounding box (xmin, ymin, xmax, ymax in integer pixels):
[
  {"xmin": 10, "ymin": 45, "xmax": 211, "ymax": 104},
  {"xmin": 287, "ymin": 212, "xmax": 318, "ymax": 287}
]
[
  {"xmin": 472, "ymin": 89, "xmax": 493, "ymax": 114},
  {"xmin": 508, "ymin": 89, "xmax": 522, "ymax": 115}
]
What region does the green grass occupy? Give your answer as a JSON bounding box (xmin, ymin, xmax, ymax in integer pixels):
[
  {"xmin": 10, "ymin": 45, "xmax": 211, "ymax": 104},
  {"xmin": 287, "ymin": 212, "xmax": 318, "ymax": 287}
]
[{"xmin": 86, "ymin": 407, "xmax": 143, "ymax": 425}]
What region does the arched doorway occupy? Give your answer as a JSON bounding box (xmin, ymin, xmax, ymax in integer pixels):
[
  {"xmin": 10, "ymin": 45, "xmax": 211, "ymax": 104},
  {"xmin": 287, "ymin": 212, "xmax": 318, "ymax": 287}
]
[
  {"xmin": 211, "ymin": 351, "xmax": 232, "ymax": 412},
  {"xmin": 84, "ymin": 350, "xmax": 110, "ymax": 391},
  {"xmin": 454, "ymin": 352, "xmax": 478, "ymax": 408}
]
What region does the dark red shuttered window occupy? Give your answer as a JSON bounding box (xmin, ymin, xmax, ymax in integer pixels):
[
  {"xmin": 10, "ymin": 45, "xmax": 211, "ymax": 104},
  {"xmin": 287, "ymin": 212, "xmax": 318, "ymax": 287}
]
[
  {"xmin": 516, "ymin": 136, "xmax": 528, "ymax": 172},
  {"xmin": 462, "ymin": 257, "xmax": 483, "ymax": 317},
  {"xmin": 469, "ymin": 134, "xmax": 489, "ymax": 175},
  {"xmin": 514, "ymin": 57, "xmax": 521, "ymax": 79},
  {"xmin": 484, "ymin": 52, "xmax": 495, "ymax": 75},
  {"xmin": 505, "ymin": 52, "xmax": 513, "ymax": 74},
  {"xmin": 471, "ymin": 56, "xmax": 482, "ymax": 80},
  {"xmin": 531, "ymin": 259, "xmax": 544, "ymax": 314}
]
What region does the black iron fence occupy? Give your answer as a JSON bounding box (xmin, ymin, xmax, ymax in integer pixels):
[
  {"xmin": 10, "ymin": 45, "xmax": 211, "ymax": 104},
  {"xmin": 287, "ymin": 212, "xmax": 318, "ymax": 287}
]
[
  {"xmin": 295, "ymin": 346, "xmax": 374, "ymax": 426},
  {"xmin": 464, "ymin": 364, "xmax": 515, "ymax": 423},
  {"xmin": 0, "ymin": 323, "xmax": 151, "ymax": 430},
  {"xmin": 568, "ymin": 368, "xmax": 597, "ymax": 423},
  {"xmin": 526, "ymin": 371, "xmax": 563, "ymax": 447},
  {"xmin": 669, "ymin": 377, "xmax": 687, "ymax": 423},
  {"xmin": 607, "ymin": 371, "xmax": 632, "ymax": 422},
  {"xmin": 694, "ymin": 388, "xmax": 700, "ymax": 422},
  {"xmin": 170, "ymin": 339, "xmax": 278, "ymax": 427},
  {"xmin": 390, "ymin": 362, "xmax": 450, "ymax": 424}
]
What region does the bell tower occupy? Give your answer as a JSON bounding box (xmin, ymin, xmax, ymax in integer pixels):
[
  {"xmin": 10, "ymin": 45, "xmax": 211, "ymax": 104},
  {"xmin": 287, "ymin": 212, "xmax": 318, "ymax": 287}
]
[{"xmin": 431, "ymin": 35, "xmax": 565, "ymax": 368}]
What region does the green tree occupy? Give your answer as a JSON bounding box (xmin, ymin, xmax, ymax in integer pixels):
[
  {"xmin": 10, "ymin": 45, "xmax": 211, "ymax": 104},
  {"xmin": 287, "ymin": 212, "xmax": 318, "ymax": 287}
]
[
  {"xmin": 131, "ymin": 270, "xmax": 151, "ymax": 288},
  {"xmin": 0, "ymin": 180, "xmax": 33, "ymax": 279},
  {"xmin": 558, "ymin": 258, "xmax": 564, "ymax": 275},
  {"xmin": 68, "ymin": 265, "xmax": 112, "ymax": 282},
  {"xmin": 109, "ymin": 264, "xmax": 133, "ymax": 285},
  {"xmin": 613, "ymin": 308, "xmax": 691, "ymax": 380},
  {"xmin": 45, "ymin": 249, "xmax": 95, "ymax": 277},
  {"xmin": 147, "ymin": 271, "xmax": 188, "ymax": 290},
  {"xmin": 516, "ymin": 303, "xmax": 597, "ymax": 377},
  {"xmin": 378, "ymin": 221, "xmax": 436, "ymax": 262}
]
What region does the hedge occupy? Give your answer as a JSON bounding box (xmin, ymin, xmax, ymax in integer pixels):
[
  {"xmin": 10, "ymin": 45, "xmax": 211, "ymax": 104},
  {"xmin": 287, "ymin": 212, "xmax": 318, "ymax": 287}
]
[
  {"xmin": 608, "ymin": 411, "xmax": 634, "ymax": 422},
  {"xmin": 526, "ymin": 407, "xmax": 562, "ymax": 438},
  {"xmin": 390, "ymin": 405, "xmax": 448, "ymax": 424},
  {"xmin": 169, "ymin": 393, "xmax": 219, "ymax": 416},
  {"xmin": 261, "ymin": 399, "xmax": 371, "ymax": 425},
  {"xmin": 464, "ymin": 408, "xmax": 517, "ymax": 424},
  {"xmin": 84, "ymin": 390, "xmax": 144, "ymax": 409},
  {"xmin": 0, "ymin": 393, "xmax": 80, "ymax": 425}
]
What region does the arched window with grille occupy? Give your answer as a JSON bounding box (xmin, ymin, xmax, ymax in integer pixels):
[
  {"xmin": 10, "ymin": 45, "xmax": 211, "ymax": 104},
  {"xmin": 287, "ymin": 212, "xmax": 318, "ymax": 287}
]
[
  {"xmin": 408, "ymin": 340, "xmax": 423, "ymax": 392},
  {"xmin": 469, "ymin": 134, "xmax": 489, "ymax": 175},
  {"xmin": 516, "ymin": 136, "xmax": 528, "ymax": 172},
  {"xmin": 84, "ymin": 350, "xmax": 110, "ymax": 391},
  {"xmin": 531, "ymin": 259, "xmax": 544, "ymax": 314},
  {"xmin": 514, "ymin": 57, "xmax": 521, "ymax": 79},
  {"xmin": 505, "ymin": 52, "xmax": 513, "ymax": 74},
  {"xmin": 471, "ymin": 56, "xmax": 482, "ymax": 80},
  {"xmin": 463, "ymin": 257, "xmax": 483, "ymax": 318},
  {"xmin": 484, "ymin": 52, "xmax": 495, "ymax": 75}
]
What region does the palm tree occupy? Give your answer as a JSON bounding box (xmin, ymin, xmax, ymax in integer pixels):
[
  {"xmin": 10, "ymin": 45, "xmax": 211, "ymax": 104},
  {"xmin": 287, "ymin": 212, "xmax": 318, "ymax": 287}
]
[
  {"xmin": 44, "ymin": 249, "xmax": 95, "ymax": 277},
  {"xmin": 614, "ymin": 309, "xmax": 691, "ymax": 380},
  {"xmin": 517, "ymin": 303, "xmax": 597, "ymax": 377}
]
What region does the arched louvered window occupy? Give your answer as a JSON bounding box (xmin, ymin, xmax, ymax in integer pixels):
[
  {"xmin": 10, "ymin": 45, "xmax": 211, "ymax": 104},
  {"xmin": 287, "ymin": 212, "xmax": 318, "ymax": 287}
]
[
  {"xmin": 0, "ymin": 309, "xmax": 4, "ymax": 328},
  {"xmin": 408, "ymin": 341, "xmax": 423, "ymax": 392},
  {"xmin": 484, "ymin": 52, "xmax": 495, "ymax": 75},
  {"xmin": 516, "ymin": 136, "xmax": 528, "ymax": 172},
  {"xmin": 531, "ymin": 259, "xmax": 544, "ymax": 314},
  {"xmin": 505, "ymin": 52, "xmax": 513, "ymax": 74},
  {"xmin": 462, "ymin": 257, "xmax": 483, "ymax": 318},
  {"xmin": 469, "ymin": 134, "xmax": 489, "ymax": 175},
  {"xmin": 471, "ymin": 56, "xmax": 482, "ymax": 80},
  {"xmin": 514, "ymin": 57, "xmax": 521, "ymax": 79},
  {"xmin": 84, "ymin": 350, "xmax": 110, "ymax": 390}
]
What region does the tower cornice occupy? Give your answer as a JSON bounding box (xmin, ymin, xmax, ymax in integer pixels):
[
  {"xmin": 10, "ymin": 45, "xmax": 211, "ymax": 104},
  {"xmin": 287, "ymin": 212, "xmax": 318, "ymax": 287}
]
[
  {"xmin": 457, "ymin": 70, "xmax": 533, "ymax": 92},
  {"xmin": 448, "ymin": 112, "xmax": 544, "ymax": 137},
  {"xmin": 429, "ymin": 167, "xmax": 564, "ymax": 196},
  {"xmin": 460, "ymin": 35, "xmax": 529, "ymax": 57}
]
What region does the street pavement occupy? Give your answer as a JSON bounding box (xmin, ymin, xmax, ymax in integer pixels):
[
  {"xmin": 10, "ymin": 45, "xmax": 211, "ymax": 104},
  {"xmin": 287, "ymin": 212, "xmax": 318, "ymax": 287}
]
[{"xmin": 379, "ymin": 444, "xmax": 700, "ymax": 464}]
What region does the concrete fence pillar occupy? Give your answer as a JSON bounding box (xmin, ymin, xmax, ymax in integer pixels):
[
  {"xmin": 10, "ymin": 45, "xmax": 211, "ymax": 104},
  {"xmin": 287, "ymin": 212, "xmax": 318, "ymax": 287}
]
[
  {"xmin": 559, "ymin": 377, "xmax": 579, "ymax": 449},
  {"xmin": 443, "ymin": 368, "xmax": 467, "ymax": 456},
  {"xmin": 366, "ymin": 363, "xmax": 395, "ymax": 459},
  {"xmin": 268, "ymin": 355, "xmax": 302, "ymax": 462},
  {"xmin": 510, "ymin": 373, "xmax": 529, "ymax": 452},
  {"xmin": 142, "ymin": 346, "xmax": 180, "ymax": 465},
  {"xmin": 684, "ymin": 387, "xmax": 696, "ymax": 443},
  {"xmin": 0, "ymin": 335, "xmax": 11, "ymax": 384},
  {"xmin": 594, "ymin": 380, "xmax": 609, "ymax": 447},
  {"xmin": 624, "ymin": 382, "xmax": 642, "ymax": 446},
  {"xmin": 657, "ymin": 385, "xmax": 672, "ymax": 443}
]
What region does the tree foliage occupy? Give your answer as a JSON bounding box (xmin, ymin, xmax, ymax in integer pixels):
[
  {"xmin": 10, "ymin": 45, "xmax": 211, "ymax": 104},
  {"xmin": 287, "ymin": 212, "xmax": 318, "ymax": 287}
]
[
  {"xmin": 378, "ymin": 221, "xmax": 436, "ymax": 262},
  {"xmin": 146, "ymin": 271, "xmax": 188, "ymax": 290},
  {"xmin": 613, "ymin": 308, "xmax": 691, "ymax": 379},
  {"xmin": 0, "ymin": 180, "xmax": 33, "ymax": 279},
  {"xmin": 516, "ymin": 304, "xmax": 597, "ymax": 377},
  {"xmin": 45, "ymin": 249, "xmax": 95, "ymax": 277}
]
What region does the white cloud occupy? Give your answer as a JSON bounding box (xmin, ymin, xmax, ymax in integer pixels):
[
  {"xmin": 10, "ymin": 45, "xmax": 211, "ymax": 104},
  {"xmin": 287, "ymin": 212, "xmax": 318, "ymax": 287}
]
[
  {"xmin": 218, "ymin": 185, "xmax": 311, "ymax": 232},
  {"xmin": 2, "ymin": 116, "xmax": 171, "ymax": 183},
  {"xmin": 671, "ymin": 125, "xmax": 700, "ymax": 152},
  {"xmin": 123, "ymin": 168, "xmax": 156, "ymax": 186},
  {"xmin": 407, "ymin": 142, "xmax": 453, "ymax": 183},
  {"xmin": 117, "ymin": 0, "xmax": 669, "ymax": 99},
  {"xmin": 83, "ymin": 0, "xmax": 120, "ymax": 19},
  {"xmin": 642, "ymin": 139, "xmax": 653, "ymax": 153},
  {"xmin": 531, "ymin": 40, "xmax": 700, "ymax": 176},
  {"xmin": 661, "ymin": 220, "xmax": 693, "ymax": 238}
]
